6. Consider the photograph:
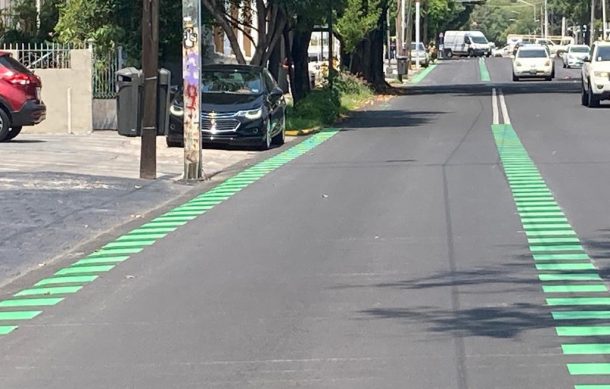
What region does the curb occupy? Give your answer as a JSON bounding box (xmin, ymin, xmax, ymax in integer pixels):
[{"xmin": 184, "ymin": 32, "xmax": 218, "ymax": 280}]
[{"xmin": 285, "ymin": 127, "xmax": 321, "ymax": 137}]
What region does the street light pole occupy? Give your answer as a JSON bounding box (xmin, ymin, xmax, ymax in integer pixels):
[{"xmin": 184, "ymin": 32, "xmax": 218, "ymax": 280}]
[
  {"xmin": 182, "ymin": 0, "xmax": 203, "ymax": 180},
  {"xmin": 140, "ymin": 0, "xmax": 159, "ymax": 179},
  {"xmin": 544, "ymin": 0, "xmax": 549, "ymax": 38},
  {"xmin": 591, "ymin": 0, "xmax": 596, "ymax": 46},
  {"xmin": 415, "ymin": 0, "xmax": 420, "ymax": 69},
  {"xmin": 603, "ymin": 0, "xmax": 608, "ymax": 40},
  {"xmin": 328, "ymin": 0, "xmax": 333, "ymax": 90}
]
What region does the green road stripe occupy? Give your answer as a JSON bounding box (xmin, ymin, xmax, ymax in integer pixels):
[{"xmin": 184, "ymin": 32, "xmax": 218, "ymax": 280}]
[
  {"xmin": 15, "ymin": 286, "xmax": 83, "ymax": 297},
  {"xmin": 526, "ymin": 231, "xmax": 578, "ymax": 238},
  {"xmin": 543, "ymin": 285, "xmax": 608, "ymax": 293},
  {"xmin": 568, "ymin": 363, "xmax": 610, "ymax": 375},
  {"xmin": 575, "ymin": 385, "xmax": 610, "ymax": 389},
  {"xmin": 0, "ymin": 311, "xmax": 41, "ymax": 320},
  {"xmin": 547, "ymin": 298, "xmax": 610, "ymax": 306},
  {"xmin": 0, "ymin": 326, "xmax": 17, "ymax": 335},
  {"xmin": 534, "ymin": 254, "xmax": 591, "ymax": 261},
  {"xmin": 553, "ymin": 311, "xmax": 610, "ymax": 320},
  {"xmin": 0, "ymin": 298, "xmax": 63, "ymax": 307},
  {"xmin": 557, "ymin": 326, "xmax": 610, "ymax": 336},
  {"xmin": 35, "ymin": 275, "xmax": 98, "ymax": 286},
  {"xmin": 537, "ymin": 263, "xmax": 596, "ymax": 271},
  {"xmin": 410, "ymin": 64, "xmax": 438, "ymax": 84},
  {"xmin": 539, "ymin": 274, "xmax": 601, "ymax": 281},
  {"xmin": 563, "ymin": 344, "xmax": 610, "ymax": 354},
  {"xmin": 73, "ymin": 257, "xmax": 128, "ymax": 266},
  {"xmin": 529, "ymin": 237, "xmax": 581, "ymax": 244},
  {"xmin": 479, "ymin": 58, "xmax": 491, "ymax": 82},
  {"xmin": 531, "ymin": 245, "xmax": 585, "ymax": 252},
  {"xmin": 55, "ymin": 265, "xmax": 115, "ymax": 276},
  {"xmin": 0, "ymin": 129, "xmax": 340, "ymax": 336}
]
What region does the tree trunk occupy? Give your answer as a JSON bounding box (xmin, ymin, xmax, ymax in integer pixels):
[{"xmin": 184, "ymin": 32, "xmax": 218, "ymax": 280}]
[{"xmin": 291, "ymin": 27, "xmax": 313, "ymax": 104}]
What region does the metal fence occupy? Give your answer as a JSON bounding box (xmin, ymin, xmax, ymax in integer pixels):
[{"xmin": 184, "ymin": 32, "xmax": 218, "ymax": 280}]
[
  {"xmin": 0, "ymin": 43, "xmax": 84, "ymax": 69},
  {"xmin": 93, "ymin": 47, "xmax": 123, "ymax": 99}
]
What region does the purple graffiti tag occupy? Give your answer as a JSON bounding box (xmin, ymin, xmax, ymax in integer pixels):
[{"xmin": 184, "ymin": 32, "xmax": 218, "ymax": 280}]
[{"xmin": 183, "ymin": 52, "xmax": 200, "ymax": 86}]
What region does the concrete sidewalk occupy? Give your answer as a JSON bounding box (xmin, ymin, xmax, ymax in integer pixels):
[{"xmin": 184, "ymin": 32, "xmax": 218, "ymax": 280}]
[{"xmin": 0, "ymin": 131, "xmax": 295, "ymax": 287}]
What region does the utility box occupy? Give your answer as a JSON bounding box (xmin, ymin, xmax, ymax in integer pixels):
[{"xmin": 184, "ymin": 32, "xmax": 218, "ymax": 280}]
[
  {"xmin": 116, "ymin": 67, "xmax": 143, "ymax": 137},
  {"xmin": 156, "ymin": 68, "xmax": 171, "ymax": 136},
  {"xmin": 397, "ymin": 57, "xmax": 408, "ymax": 75},
  {"xmin": 116, "ymin": 67, "xmax": 172, "ymax": 137}
]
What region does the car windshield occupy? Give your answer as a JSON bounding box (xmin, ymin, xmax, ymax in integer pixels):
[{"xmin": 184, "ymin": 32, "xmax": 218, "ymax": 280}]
[
  {"xmin": 410, "ymin": 43, "xmax": 425, "ymax": 51},
  {"xmin": 596, "ymin": 46, "xmax": 610, "ymax": 61},
  {"xmin": 470, "ymin": 36, "xmax": 488, "ymax": 44},
  {"xmin": 518, "ymin": 49, "xmax": 547, "ymax": 58},
  {"xmin": 571, "ymin": 46, "xmax": 589, "ymax": 53},
  {"xmin": 201, "ymin": 70, "xmax": 263, "ymax": 95}
]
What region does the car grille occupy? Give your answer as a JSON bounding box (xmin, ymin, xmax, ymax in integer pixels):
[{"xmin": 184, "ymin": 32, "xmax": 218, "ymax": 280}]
[{"xmin": 201, "ymin": 112, "xmax": 240, "ymax": 133}]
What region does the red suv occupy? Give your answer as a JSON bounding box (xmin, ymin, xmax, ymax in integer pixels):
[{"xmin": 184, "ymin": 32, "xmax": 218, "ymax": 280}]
[{"xmin": 0, "ymin": 52, "xmax": 46, "ymax": 142}]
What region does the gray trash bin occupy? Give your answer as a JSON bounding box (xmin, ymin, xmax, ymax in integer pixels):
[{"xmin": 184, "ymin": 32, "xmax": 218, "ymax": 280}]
[
  {"xmin": 116, "ymin": 67, "xmax": 143, "ymax": 137},
  {"xmin": 396, "ymin": 57, "xmax": 408, "ymax": 75},
  {"xmin": 156, "ymin": 68, "xmax": 171, "ymax": 136}
]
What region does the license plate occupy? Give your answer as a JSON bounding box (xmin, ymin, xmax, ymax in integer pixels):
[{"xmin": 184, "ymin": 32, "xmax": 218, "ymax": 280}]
[{"xmin": 36, "ymin": 87, "xmax": 41, "ymax": 100}]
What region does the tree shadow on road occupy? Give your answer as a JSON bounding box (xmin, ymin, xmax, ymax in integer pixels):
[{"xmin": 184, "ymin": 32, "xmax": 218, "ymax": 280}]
[{"xmin": 340, "ymin": 110, "xmax": 447, "ymax": 130}]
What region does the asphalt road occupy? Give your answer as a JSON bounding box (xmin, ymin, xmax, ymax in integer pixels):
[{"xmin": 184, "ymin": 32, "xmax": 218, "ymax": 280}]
[{"xmin": 1, "ymin": 57, "xmax": 609, "ymax": 388}]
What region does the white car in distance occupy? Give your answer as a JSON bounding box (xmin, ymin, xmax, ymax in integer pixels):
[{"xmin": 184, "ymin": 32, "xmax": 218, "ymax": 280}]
[
  {"xmin": 512, "ymin": 45, "xmax": 554, "ymax": 81},
  {"xmin": 562, "ymin": 45, "xmax": 591, "ymax": 68},
  {"xmin": 581, "ymin": 41, "xmax": 610, "ymax": 107}
]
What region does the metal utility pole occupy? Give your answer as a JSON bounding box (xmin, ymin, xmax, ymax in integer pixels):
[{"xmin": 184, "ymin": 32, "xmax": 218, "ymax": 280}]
[
  {"xmin": 591, "ymin": 0, "xmax": 596, "ymax": 45},
  {"xmin": 140, "ymin": 0, "xmax": 159, "ymax": 179},
  {"xmin": 36, "ymin": 0, "xmax": 41, "ymax": 29},
  {"xmin": 562, "ymin": 17, "xmax": 566, "ymax": 39},
  {"xmin": 401, "ymin": 0, "xmax": 406, "ymax": 54},
  {"xmin": 603, "ymin": 0, "xmax": 608, "ymax": 40},
  {"xmin": 328, "ymin": 0, "xmax": 334, "ymax": 91},
  {"xmin": 386, "ymin": 9, "xmax": 391, "ymax": 65},
  {"xmin": 182, "ymin": 0, "xmax": 203, "ymax": 180},
  {"xmin": 415, "ymin": 0, "xmax": 421, "ymax": 69},
  {"xmin": 544, "ymin": 0, "xmax": 549, "ymax": 38}
]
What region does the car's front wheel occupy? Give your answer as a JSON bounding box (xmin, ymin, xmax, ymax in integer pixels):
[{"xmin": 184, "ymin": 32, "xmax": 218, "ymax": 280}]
[
  {"xmin": 259, "ymin": 120, "xmax": 272, "ymax": 150},
  {"xmin": 588, "ymin": 82, "xmax": 601, "ymax": 107},
  {"xmin": 272, "ymin": 114, "xmax": 285, "ymax": 146},
  {"xmin": 581, "ymin": 83, "xmax": 589, "ymax": 106}
]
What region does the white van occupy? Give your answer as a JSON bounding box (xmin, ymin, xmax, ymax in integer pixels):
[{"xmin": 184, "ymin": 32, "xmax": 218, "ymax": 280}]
[{"xmin": 443, "ymin": 31, "xmax": 491, "ymax": 58}]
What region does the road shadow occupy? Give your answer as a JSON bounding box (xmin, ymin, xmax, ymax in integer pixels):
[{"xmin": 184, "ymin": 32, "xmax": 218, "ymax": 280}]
[
  {"xmin": 386, "ymin": 82, "xmax": 580, "ymax": 97},
  {"xmin": 340, "ymin": 109, "xmax": 446, "ymax": 130},
  {"xmin": 3, "ymin": 139, "xmax": 47, "ymax": 144}
]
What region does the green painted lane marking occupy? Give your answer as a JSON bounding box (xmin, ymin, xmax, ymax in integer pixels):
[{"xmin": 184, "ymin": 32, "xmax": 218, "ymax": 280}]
[
  {"xmin": 544, "ymin": 285, "xmax": 607, "ymax": 293},
  {"xmin": 548, "ymin": 297, "xmax": 610, "ymax": 306},
  {"xmin": 557, "ymin": 326, "xmax": 610, "ymax": 336},
  {"xmin": 15, "ymin": 286, "xmax": 83, "ymax": 297},
  {"xmin": 539, "ymin": 274, "xmax": 601, "ymax": 281},
  {"xmin": 55, "ymin": 265, "xmax": 115, "ymax": 276},
  {"xmin": 531, "ymin": 245, "xmax": 585, "ymax": 252},
  {"xmin": 534, "ymin": 254, "xmax": 591, "ymax": 261},
  {"xmin": 526, "ymin": 230, "xmax": 578, "ymax": 237},
  {"xmin": 529, "ymin": 237, "xmax": 581, "ymax": 244},
  {"xmin": 0, "ymin": 298, "xmax": 63, "ymax": 307},
  {"xmin": 553, "ymin": 311, "xmax": 610, "ymax": 320},
  {"xmin": 568, "ymin": 363, "xmax": 610, "ymax": 375},
  {"xmin": 410, "ymin": 64, "xmax": 438, "ymax": 84},
  {"xmin": 35, "ymin": 275, "xmax": 98, "ymax": 286},
  {"xmin": 0, "ymin": 129, "xmax": 340, "ymax": 336},
  {"xmin": 563, "ymin": 344, "xmax": 610, "ymax": 355},
  {"xmin": 523, "ymin": 218, "xmax": 570, "ymax": 224},
  {"xmin": 537, "ymin": 263, "xmax": 596, "ymax": 271},
  {"xmin": 73, "ymin": 257, "xmax": 128, "ymax": 266},
  {"xmin": 0, "ymin": 326, "xmax": 17, "ymax": 335},
  {"xmin": 0, "ymin": 311, "xmax": 41, "ymax": 320},
  {"xmin": 575, "ymin": 385, "xmax": 610, "ymax": 389},
  {"xmin": 104, "ymin": 241, "xmax": 156, "ymax": 248}
]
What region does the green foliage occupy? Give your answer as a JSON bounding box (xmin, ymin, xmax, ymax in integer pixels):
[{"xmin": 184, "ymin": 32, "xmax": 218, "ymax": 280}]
[
  {"xmin": 286, "ymin": 72, "xmax": 373, "ymax": 130},
  {"xmin": 0, "ymin": 0, "xmax": 62, "ymax": 44},
  {"xmin": 336, "ymin": 0, "xmax": 383, "ymax": 53}
]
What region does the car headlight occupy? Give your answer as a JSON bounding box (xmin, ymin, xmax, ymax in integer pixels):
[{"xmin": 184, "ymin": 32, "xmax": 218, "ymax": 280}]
[
  {"xmin": 170, "ymin": 105, "xmax": 183, "ymax": 117},
  {"xmin": 594, "ymin": 71, "xmax": 610, "ymax": 78},
  {"xmin": 544, "ymin": 60, "xmax": 551, "ymax": 66},
  {"xmin": 238, "ymin": 107, "xmax": 263, "ymax": 120},
  {"xmin": 515, "ymin": 61, "xmax": 522, "ymax": 67},
  {"xmin": 568, "ymin": 54, "xmax": 574, "ymax": 59}
]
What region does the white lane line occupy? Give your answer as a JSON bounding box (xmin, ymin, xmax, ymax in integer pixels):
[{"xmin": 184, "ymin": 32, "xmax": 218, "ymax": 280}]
[
  {"xmin": 498, "ymin": 89, "xmax": 511, "ymax": 124},
  {"xmin": 492, "ymin": 88, "xmax": 499, "ymax": 125}
]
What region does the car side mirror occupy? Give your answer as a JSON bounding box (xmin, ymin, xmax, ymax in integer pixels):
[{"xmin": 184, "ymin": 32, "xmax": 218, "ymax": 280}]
[
  {"xmin": 584, "ymin": 56, "xmax": 591, "ymax": 62},
  {"xmin": 270, "ymin": 87, "xmax": 283, "ymax": 98}
]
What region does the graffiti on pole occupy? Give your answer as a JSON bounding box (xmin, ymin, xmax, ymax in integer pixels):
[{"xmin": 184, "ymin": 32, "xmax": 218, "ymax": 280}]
[{"xmin": 182, "ymin": 15, "xmax": 203, "ymax": 178}]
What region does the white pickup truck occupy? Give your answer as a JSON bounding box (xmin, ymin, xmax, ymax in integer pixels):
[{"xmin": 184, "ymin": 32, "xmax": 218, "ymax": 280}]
[{"xmin": 581, "ymin": 41, "xmax": 610, "ymax": 107}]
